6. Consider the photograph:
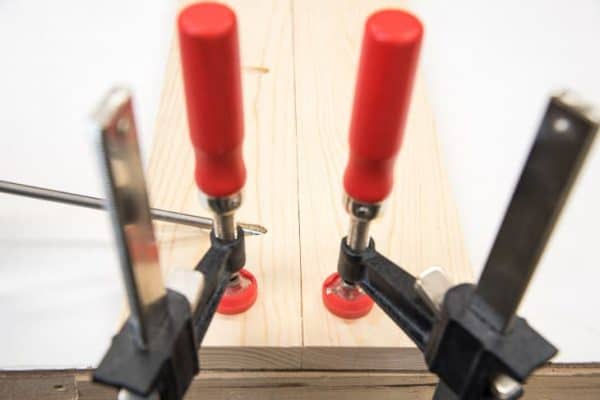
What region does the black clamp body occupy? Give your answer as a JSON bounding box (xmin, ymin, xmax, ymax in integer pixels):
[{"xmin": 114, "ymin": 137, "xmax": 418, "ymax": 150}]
[
  {"xmin": 338, "ymin": 239, "xmax": 433, "ymax": 350},
  {"xmin": 337, "ymin": 239, "xmax": 556, "ymax": 400},
  {"xmin": 93, "ymin": 290, "xmax": 199, "ymax": 399},
  {"xmin": 93, "ymin": 227, "xmax": 246, "ymax": 399},
  {"xmin": 193, "ymin": 227, "xmax": 246, "ymax": 344},
  {"xmin": 426, "ymin": 284, "xmax": 555, "ymax": 399}
]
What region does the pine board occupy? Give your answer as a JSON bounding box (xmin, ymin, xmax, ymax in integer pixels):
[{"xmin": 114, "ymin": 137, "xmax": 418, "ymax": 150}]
[
  {"xmin": 147, "ymin": 0, "xmax": 303, "ymax": 361},
  {"xmin": 294, "ymin": 0, "xmax": 473, "ymax": 354},
  {"xmin": 146, "ymin": 0, "xmax": 473, "ymax": 370}
]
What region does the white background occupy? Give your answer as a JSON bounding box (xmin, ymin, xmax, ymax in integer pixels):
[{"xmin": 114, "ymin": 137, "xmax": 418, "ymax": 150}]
[{"xmin": 0, "ymin": 0, "xmax": 598, "ymax": 368}]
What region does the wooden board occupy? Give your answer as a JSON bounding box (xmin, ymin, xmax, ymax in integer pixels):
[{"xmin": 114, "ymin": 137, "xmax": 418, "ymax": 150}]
[
  {"xmin": 2, "ymin": 366, "xmax": 600, "ymax": 400},
  {"xmin": 293, "ymin": 0, "xmax": 473, "ymax": 362},
  {"xmin": 147, "ymin": 0, "xmax": 303, "ymax": 364},
  {"xmin": 146, "ymin": 0, "xmax": 472, "ymax": 369}
]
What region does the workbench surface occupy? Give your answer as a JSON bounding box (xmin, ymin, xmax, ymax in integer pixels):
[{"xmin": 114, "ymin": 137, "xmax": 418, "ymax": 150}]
[{"xmin": 1, "ymin": 0, "xmax": 599, "ymax": 371}]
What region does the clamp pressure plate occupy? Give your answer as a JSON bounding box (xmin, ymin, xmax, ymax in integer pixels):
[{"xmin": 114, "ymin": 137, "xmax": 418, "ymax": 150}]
[
  {"xmin": 322, "ymin": 272, "xmax": 374, "ymax": 319},
  {"xmin": 217, "ymin": 268, "xmax": 258, "ymax": 315}
]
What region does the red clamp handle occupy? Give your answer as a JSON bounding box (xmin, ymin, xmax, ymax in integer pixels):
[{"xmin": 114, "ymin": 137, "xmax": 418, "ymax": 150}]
[
  {"xmin": 178, "ymin": 3, "xmax": 246, "ymax": 197},
  {"xmin": 343, "ymin": 10, "xmax": 423, "ymax": 203}
]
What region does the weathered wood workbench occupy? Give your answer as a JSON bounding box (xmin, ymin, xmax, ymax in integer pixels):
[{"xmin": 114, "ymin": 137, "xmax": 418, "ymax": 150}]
[
  {"xmin": 1, "ymin": 0, "xmax": 599, "ymax": 398},
  {"xmin": 2, "ymin": 366, "xmax": 599, "ymax": 399}
]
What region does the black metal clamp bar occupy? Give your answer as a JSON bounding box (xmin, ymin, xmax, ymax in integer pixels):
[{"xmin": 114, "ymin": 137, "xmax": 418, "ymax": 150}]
[{"xmin": 476, "ymin": 93, "xmax": 599, "ymax": 332}]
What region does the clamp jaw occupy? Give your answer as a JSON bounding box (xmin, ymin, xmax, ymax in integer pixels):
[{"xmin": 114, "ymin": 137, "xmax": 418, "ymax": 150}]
[
  {"xmin": 92, "ymin": 3, "xmax": 257, "ymax": 399},
  {"xmin": 90, "ymin": 86, "xmax": 249, "ymax": 400},
  {"xmin": 325, "ymin": 8, "xmax": 599, "ymax": 400},
  {"xmin": 338, "ymin": 241, "xmax": 557, "ymax": 399}
]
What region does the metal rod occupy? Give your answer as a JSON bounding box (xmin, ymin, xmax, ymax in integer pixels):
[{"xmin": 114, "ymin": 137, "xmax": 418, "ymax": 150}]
[{"xmin": 0, "ymin": 180, "xmax": 266, "ymax": 236}]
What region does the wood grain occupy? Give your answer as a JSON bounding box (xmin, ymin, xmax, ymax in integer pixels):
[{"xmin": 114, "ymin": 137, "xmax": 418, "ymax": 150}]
[
  {"xmin": 147, "ymin": 0, "xmax": 302, "ymax": 357},
  {"xmin": 294, "ymin": 0, "xmax": 473, "ymax": 352},
  {"xmin": 145, "ymin": 0, "xmax": 473, "ymax": 369},
  {"xmin": 2, "ymin": 366, "xmax": 599, "ymax": 400}
]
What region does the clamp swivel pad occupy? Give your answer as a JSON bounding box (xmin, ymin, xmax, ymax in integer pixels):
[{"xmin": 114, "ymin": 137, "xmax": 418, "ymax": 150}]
[
  {"xmin": 218, "ymin": 268, "xmax": 257, "ymax": 315},
  {"xmin": 322, "ymin": 271, "xmax": 374, "ymax": 319}
]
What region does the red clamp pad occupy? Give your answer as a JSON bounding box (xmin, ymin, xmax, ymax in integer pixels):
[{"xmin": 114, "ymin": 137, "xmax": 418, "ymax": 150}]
[
  {"xmin": 217, "ymin": 269, "xmax": 258, "ymax": 315},
  {"xmin": 343, "ymin": 10, "xmax": 423, "ymax": 203},
  {"xmin": 322, "ymin": 272, "xmax": 374, "ymax": 319},
  {"xmin": 178, "ymin": 3, "xmax": 246, "ymax": 197}
]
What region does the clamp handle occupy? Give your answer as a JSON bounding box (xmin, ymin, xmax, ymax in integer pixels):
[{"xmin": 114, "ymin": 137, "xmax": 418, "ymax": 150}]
[
  {"xmin": 343, "ymin": 10, "xmax": 423, "ymax": 203},
  {"xmin": 178, "ymin": 3, "xmax": 246, "ymax": 197}
]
